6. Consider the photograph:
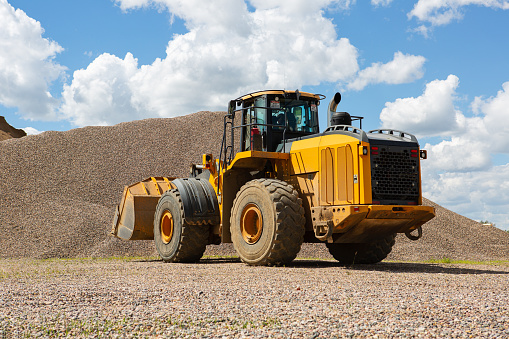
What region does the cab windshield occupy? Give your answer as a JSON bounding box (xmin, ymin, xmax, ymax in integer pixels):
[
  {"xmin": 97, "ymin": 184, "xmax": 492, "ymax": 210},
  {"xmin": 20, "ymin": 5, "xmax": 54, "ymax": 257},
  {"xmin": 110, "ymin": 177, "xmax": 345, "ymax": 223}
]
[
  {"xmin": 269, "ymin": 98, "xmax": 319, "ymax": 134},
  {"xmin": 240, "ymin": 93, "xmax": 321, "ymax": 152}
]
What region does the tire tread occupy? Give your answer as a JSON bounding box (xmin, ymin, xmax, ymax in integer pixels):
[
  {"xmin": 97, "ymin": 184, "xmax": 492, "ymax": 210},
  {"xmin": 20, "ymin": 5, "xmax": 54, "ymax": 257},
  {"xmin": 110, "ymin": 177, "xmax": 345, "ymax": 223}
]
[{"xmin": 231, "ymin": 178, "xmax": 305, "ymax": 266}]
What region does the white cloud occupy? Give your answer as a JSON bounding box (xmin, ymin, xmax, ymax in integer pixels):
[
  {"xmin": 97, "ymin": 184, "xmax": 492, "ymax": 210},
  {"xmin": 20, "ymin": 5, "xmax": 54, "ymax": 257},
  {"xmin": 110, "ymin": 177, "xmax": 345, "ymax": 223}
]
[
  {"xmin": 423, "ymin": 164, "xmax": 509, "ymax": 229},
  {"xmin": 426, "ymin": 81, "xmax": 509, "ymax": 171},
  {"xmin": 348, "ymin": 52, "xmax": 426, "ymax": 90},
  {"xmin": 475, "ymin": 81, "xmax": 509, "ymax": 150},
  {"xmin": 61, "ymin": 0, "xmax": 361, "ymax": 126},
  {"xmin": 423, "ymin": 134, "xmax": 490, "ymax": 172},
  {"xmin": 380, "ymin": 74, "xmax": 462, "ymax": 136},
  {"xmin": 117, "ymin": 0, "xmax": 356, "ymax": 13},
  {"xmin": 22, "ymin": 127, "xmax": 43, "ymax": 135},
  {"xmin": 0, "ymin": 0, "xmax": 66, "ymax": 120},
  {"xmin": 383, "ymin": 77, "xmax": 509, "ymax": 229},
  {"xmin": 249, "ymin": 0, "xmax": 356, "ymax": 12},
  {"xmin": 410, "ymin": 24, "xmax": 431, "ymax": 39},
  {"xmin": 371, "ymin": 0, "xmax": 393, "ymax": 6},
  {"xmin": 1, "ymin": 0, "xmax": 425, "ymax": 127},
  {"xmin": 409, "ymin": 0, "xmax": 509, "ymax": 28},
  {"xmin": 60, "ymin": 53, "xmax": 141, "ymax": 127}
]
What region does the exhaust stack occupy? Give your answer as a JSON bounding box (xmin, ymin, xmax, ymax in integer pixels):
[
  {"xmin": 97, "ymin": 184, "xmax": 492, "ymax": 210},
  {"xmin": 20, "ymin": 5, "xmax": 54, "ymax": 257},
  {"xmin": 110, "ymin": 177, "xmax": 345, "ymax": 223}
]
[
  {"xmin": 327, "ymin": 92, "xmax": 352, "ymax": 127},
  {"xmin": 327, "ymin": 92, "xmax": 341, "ymax": 127}
]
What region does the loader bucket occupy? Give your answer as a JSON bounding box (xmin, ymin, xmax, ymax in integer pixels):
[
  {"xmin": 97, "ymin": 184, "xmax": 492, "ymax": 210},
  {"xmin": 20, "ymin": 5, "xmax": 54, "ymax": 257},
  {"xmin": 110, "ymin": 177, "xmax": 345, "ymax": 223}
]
[{"xmin": 111, "ymin": 177, "xmax": 176, "ymax": 240}]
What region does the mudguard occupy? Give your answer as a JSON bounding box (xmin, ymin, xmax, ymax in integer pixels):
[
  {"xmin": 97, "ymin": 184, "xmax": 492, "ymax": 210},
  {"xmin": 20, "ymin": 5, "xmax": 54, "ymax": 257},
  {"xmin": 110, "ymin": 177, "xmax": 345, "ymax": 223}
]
[{"xmin": 172, "ymin": 178, "xmax": 220, "ymax": 225}]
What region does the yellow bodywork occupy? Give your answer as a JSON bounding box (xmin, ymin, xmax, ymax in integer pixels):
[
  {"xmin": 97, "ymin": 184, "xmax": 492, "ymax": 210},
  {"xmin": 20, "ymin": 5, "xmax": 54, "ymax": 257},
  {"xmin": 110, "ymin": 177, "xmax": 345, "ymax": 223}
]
[
  {"xmin": 111, "ymin": 136, "xmax": 434, "ymax": 244},
  {"xmin": 286, "ymin": 132, "xmax": 434, "ymax": 243},
  {"xmin": 197, "ymin": 131, "xmax": 434, "ymax": 244}
]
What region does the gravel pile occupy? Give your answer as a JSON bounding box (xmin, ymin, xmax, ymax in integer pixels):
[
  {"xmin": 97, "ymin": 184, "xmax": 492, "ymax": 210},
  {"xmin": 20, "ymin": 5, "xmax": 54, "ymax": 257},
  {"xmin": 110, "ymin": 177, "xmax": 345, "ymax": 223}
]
[
  {"xmin": 1, "ymin": 258, "xmax": 508, "ymax": 337},
  {"xmin": 0, "ymin": 112, "xmax": 225, "ymax": 259},
  {"xmin": 1, "ymin": 111, "xmax": 508, "ymax": 261}
]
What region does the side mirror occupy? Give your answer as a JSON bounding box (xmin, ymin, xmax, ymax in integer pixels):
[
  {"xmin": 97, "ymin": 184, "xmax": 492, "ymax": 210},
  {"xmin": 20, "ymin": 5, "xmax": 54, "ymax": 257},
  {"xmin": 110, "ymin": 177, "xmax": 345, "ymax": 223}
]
[
  {"xmin": 420, "ymin": 150, "xmax": 428, "ymax": 160},
  {"xmin": 228, "ymin": 100, "xmax": 237, "ymax": 116}
]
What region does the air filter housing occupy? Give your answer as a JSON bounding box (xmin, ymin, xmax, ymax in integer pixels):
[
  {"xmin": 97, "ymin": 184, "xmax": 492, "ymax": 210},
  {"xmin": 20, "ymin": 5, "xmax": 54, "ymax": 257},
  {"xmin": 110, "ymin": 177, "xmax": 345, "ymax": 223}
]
[{"xmin": 330, "ymin": 111, "xmax": 352, "ymax": 126}]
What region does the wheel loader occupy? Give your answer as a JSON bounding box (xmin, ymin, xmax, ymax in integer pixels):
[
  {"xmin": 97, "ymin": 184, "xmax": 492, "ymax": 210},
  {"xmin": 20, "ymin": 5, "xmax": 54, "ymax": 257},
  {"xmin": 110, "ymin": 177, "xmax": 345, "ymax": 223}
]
[{"xmin": 111, "ymin": 90, "xmax": 435, "ymax": 265}]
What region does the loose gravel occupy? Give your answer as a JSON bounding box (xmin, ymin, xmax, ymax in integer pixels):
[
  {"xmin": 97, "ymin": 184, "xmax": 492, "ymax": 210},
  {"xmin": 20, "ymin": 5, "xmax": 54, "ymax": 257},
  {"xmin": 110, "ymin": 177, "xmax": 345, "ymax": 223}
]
[
  {"xmin": 1, "ymin": 111, "xmax": 508, "ymax": 261},
  {"xmin": 0, "ymin": 258, "xmax": 508, "ymax": 338}
]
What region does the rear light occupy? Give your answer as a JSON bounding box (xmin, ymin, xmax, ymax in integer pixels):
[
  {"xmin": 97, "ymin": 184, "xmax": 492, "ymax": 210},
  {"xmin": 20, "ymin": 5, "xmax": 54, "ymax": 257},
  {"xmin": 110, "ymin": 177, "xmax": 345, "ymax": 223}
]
[
  {"xmin": 353, "ymin": 207, "xmax": 360, "ymax": 212},
  {"xmin": 407, "ymin": 201, "xmax": 417, "ymax": 205},
  {"xmin": 371, "ymin": 146, "xmax": 379, "ymax": 155},
  {"xmin": 411, "ymin": 149, "xmax": 418, "ymax": 158}
]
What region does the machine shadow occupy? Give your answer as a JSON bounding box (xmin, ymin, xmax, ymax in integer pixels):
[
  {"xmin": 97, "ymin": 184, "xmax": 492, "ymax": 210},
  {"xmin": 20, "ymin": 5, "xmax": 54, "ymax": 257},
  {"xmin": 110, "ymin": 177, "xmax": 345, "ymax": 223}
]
[
  {"xmin": 288, "ymin": 259, "xmax": 509, "ymax": 275},
  {"xmin": 133, "ymin": 258, "xmax": 508, "ymax": 275}
]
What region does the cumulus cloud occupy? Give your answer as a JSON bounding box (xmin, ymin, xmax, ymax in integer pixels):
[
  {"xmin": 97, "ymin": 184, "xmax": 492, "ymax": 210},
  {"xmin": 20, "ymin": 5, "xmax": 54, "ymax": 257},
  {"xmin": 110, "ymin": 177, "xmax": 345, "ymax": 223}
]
[
  {"xmin": 117, "ymin": 0, "xmax": 357, "ymax": 13},
  {"xmin": 2, "ymin": 0, "xmax": 425, "ymax": 127},
  {"xmin": 423, "ymin": 133, "xmax": 490, "ymax": 172},
  {"xmin": 422, "ymin": 81, "xmax": 509, "ymax": 173},
  {"xmin": 380, "ymin": 75, "xmax": 509, "ymax": 173},
  {"xmin": 61, "ymin": 0, "xmax": 360, "ymax": 126},
  {"xmin": 380, "ymin": 74, "xmax": 462, "ymax": 136},
  {"xmin": 348, "ymin": 52, "xmax": 426, "ymax": 90},
  {"xmin": 0, "ymin": 0, "xmax": 66, "ymax": 120},
  {"xmin": 474, "ymin": 81, "xmax": 509, "ymax": 150},
  {"xmin": 22, "ymin": 127, "xmax": 43, "ymax": 135},
  {"xmin": 371, "ymin": 0, "xmax": 393, "ymax": 6},
  {"xmin": 409, "ymin": 0, "xmax": 509, "ymax": 29},
  {"xmin": 383, "ymin": 77, "xmax": 509, "ymax": 229},
  {"xmin": 423, "ymin": 164, "xmax": 509, "ymax": 228},
  {"xmin": 60, "ymin": 53, "xmax": 141, "ymax": 126}
]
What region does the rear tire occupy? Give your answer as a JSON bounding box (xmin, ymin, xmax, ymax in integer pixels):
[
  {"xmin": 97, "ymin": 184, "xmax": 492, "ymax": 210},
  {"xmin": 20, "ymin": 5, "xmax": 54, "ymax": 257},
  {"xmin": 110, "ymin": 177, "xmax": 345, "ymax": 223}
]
[
  {"xmin": 153, "ymin": 189, "xmax": 208, "ymax": 263},
  {"xmin": 326, "ymin": 234, "xmax": 396, "ymax": 265},
  {"xmin": 230, "ymin": 178, "xmax": 305, "ymax": 266}
]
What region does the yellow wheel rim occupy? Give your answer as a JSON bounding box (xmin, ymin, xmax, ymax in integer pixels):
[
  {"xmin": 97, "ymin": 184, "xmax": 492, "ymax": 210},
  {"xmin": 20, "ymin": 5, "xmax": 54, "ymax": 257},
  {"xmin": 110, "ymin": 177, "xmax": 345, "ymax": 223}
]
[
  {"xmin": 160, "ymin": 211, "xmax": 174, "ymax": 244},
  {"xmin": 240, "ymin": 203, "xmax": 262, "ymax": 244}
]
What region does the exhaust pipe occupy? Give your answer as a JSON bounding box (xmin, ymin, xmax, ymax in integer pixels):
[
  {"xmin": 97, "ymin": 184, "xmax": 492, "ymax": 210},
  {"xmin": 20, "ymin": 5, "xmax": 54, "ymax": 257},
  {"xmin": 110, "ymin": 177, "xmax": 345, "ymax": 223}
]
[{"xmin": 327, "ymin": 92, "xmax": 341, "ymax": 128}]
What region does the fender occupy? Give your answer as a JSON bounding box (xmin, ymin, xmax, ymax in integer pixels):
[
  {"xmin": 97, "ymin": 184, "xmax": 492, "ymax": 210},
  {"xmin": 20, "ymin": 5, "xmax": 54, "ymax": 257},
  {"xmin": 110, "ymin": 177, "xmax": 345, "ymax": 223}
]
[{"xmin": 172, "ymin": 178, "xmax": 220, "ymax": 225}]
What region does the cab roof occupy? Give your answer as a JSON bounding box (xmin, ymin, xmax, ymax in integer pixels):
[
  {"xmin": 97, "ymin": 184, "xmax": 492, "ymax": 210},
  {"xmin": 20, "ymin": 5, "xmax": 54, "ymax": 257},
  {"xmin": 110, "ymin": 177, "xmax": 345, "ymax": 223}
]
[{"xmin": 236, "ymin": 90, "xmax": 324, "ymax": 101}]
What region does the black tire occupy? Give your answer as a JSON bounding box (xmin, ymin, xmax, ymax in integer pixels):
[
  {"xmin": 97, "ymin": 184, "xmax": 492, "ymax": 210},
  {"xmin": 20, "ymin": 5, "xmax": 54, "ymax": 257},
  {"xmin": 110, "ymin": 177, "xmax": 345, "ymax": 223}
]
[
  {"xmin": 326, "ymin": 234, "xmax": 396, "ymax": 265},
  {"xmin": 153, "ymin": 189, "xmax": 208, "ymax": 263},
  {"xmin": 230, "ymin": 178, "xmax": 305, "ymax": 266}
]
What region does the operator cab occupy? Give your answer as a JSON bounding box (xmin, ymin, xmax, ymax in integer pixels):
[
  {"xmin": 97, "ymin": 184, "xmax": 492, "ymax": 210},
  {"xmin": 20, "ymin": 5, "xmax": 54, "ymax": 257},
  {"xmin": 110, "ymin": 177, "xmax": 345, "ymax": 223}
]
[{"xmin": 229, "ymin": 90, "xmax": 324, "ymax": 153}]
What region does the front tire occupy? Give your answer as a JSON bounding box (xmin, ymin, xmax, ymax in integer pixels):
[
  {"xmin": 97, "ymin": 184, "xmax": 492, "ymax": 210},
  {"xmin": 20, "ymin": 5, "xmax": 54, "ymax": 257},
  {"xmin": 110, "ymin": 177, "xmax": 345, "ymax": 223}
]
[
  {"xmin": 230, "ymin": 179, "xmax": 305, "ymax": 266},
  {"xmin": 326, "ymin": 234, "xmax": 396, "ymax": 265},
  {"xmin": 153, "ymin": 189, "xmax": 208, "ymax": 263}
]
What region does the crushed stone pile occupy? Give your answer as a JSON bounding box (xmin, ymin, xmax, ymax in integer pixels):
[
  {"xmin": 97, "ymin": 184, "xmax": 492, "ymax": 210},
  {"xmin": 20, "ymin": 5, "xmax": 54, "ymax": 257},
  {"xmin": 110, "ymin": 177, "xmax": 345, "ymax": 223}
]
[{"xmin": 1, "ymin": 111, "xmax": 508, "ymax": 261}]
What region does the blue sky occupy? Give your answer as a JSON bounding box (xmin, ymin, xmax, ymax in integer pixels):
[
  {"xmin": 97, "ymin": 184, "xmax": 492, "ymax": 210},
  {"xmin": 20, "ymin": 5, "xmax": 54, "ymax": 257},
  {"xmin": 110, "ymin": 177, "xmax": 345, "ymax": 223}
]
[{"xmin": 1, "ymin": 0, "xmax": 509, "ymax": 229}]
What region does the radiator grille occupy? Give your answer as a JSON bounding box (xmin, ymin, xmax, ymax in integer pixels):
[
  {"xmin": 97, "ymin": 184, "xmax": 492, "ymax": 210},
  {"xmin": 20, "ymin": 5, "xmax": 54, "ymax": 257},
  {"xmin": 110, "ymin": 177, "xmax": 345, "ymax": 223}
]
[{"xmin": 371, "ymin": 145, "xmax": 419, "ymax": 203}]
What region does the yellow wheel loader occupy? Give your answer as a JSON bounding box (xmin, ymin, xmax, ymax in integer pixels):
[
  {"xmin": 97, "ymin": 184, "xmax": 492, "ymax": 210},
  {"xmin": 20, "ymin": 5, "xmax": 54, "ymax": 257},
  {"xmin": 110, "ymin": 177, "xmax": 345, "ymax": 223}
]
[{"xmin": 111, "ymin": 90, "xmax": 435, "ymax": 265}]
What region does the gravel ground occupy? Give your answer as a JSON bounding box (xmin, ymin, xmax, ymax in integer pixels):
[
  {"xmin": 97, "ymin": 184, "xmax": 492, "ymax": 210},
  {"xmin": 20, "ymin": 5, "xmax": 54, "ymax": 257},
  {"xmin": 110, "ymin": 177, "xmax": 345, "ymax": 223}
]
[{"xmin": 1, "ymin": 258, "xmax": 508, "ymax": 338}]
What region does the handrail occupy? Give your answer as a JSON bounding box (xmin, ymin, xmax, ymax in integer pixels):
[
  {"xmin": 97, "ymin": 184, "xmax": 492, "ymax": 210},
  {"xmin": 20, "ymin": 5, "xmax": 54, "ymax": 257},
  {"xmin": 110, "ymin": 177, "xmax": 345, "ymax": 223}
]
[
  {"xmin": 368, "ymin": 129, "xmax": 417, "ymax": 142},
  {"xmin": 323, "ymin": 124, "xmax": 369, "ymax": 143}
]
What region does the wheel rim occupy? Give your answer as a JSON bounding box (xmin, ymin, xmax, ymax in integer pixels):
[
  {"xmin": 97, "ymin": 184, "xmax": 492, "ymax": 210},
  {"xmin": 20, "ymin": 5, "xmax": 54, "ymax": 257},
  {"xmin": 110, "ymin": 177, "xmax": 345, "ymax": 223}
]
[
  {"xmin": 240, "ymin": 203, "xmax": 263, "ymax": 244},
  {"xmin": 160, "ymin": 211, "xmax": 174, "ymax": 244}
]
